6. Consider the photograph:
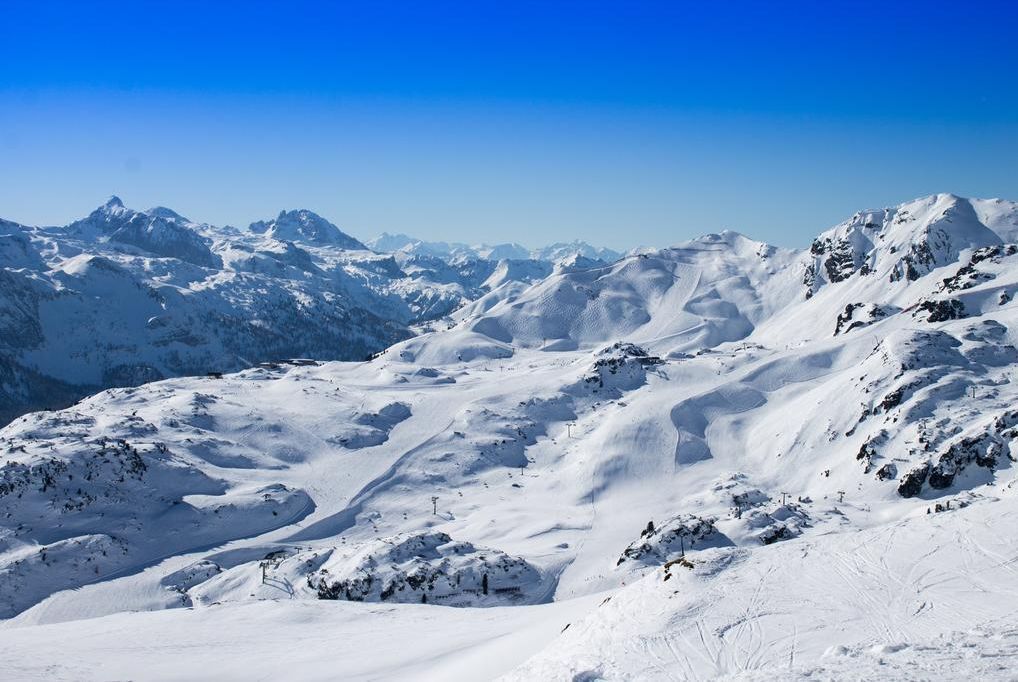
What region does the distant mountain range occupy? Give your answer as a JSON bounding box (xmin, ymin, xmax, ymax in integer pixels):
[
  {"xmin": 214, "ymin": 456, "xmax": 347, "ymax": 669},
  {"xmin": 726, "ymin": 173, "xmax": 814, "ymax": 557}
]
[
  {"xmin": 0, "ymin": 199, "xmax": 621, "ymax": 424},
  {"xmin": 367, "ymin": 232, "xmax": 623, "ymax": 263}
]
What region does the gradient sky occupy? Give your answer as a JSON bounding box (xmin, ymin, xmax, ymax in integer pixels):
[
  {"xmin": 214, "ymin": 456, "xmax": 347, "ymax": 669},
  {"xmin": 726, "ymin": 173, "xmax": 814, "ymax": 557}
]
[{"xmin": 2, "ymin": 0, "xmax": 1017, "ymax": 250}]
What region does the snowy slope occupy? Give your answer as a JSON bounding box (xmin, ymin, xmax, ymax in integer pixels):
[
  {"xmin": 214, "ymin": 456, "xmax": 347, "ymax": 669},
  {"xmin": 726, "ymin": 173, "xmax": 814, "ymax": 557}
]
[
  {"xmin": 2, "ymin": 193, "xmax": 1018, "ymax": 680},
  {"xmin": 430, "ymin": 231, "xmax": 801, "ymax": 355},
  {"xmin": 507, "ymin": 487, "xmax": 1018, "ymax": 680}
]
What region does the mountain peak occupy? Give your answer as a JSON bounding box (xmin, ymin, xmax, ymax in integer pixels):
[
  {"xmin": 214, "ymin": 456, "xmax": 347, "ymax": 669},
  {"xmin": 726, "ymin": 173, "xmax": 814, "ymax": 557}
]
[
  {"xmin": 280, "ymin": 209, "xmax": 326, "ymax": 225},
  {"xmin": 145, "ymin": 206, "xmax": 190, "ymax": 222},
  {"xmin": 67, "ymin": 197, "xmax": 220, "ymax": 268},
  {"xmin": 93, "ymin": 196, "xmax": 131, "ymax": 218},
  {"xmin": 249, "ymin": 209, "xmax": 366, "ymax": 250},
  {"xmin": 802, "ymin": 192, "xmax": 1010, "ymax": 297},
  {"xmin": 703, "ymin": 229, "xmax": 750, "ymax": 242},
  {"xmin": 532, "ymin": 241, "xmax": 622, "ymax": 263}
]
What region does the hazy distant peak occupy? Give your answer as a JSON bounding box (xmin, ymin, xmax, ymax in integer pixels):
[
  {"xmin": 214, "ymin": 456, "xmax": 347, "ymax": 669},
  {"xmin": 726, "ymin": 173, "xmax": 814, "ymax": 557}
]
[
  {"xmin": 145, "ymin": 206, "xmax": 190, "ymax": 222},
  {"xmin": 249, "ymin": 209, "xmax": 366, "ymax": 250}
]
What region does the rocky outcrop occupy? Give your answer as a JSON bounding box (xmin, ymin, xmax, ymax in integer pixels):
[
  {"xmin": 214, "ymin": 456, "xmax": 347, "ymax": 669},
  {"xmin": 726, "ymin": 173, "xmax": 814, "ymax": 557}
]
[{"xmin": 617, "ymin": 515, "xmax": 725, "ymax": 566}]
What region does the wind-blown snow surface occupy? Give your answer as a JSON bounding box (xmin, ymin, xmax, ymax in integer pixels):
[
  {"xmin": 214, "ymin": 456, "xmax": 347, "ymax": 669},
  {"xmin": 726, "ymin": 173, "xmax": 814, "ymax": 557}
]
[
  {"xmin": 0, "ymin": 199, "xmax": 617, "ymax": 425},
  {"xmin": 3, "ymin": 193, "xmax": 1018, "ymax": 680}
]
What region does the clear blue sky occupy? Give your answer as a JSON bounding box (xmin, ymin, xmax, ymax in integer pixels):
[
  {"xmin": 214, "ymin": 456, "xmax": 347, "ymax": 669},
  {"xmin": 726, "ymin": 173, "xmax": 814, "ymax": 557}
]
[{"xmin": 2, "ymin": 1, "xmax": 1016, "ymax": 249}]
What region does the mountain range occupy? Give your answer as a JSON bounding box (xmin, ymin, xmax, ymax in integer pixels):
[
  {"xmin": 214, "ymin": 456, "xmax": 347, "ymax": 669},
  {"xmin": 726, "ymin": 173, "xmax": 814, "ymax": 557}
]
[
  {"xmin": 0, "ymin": 199, "xmax": 617, "ymax": 425},
  {"xmin": 3, "ymin": 193, "xmax": 1018, "ymax": 679}
]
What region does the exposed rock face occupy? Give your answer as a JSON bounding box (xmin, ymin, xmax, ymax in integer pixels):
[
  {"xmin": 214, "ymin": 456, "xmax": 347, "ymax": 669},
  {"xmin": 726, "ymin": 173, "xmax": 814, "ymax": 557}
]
[
  {"xmin": 747, "ymin": 503, "xmax": 812, "ymax": 545},
  {"xmin": 913, "ymin": 298, "xmax": 966, "ymax": 323},
  {"xmin": 176, "ymin": 532, "xmax": 547, "ymax": 608},
  {"xmin": 834, "ymin": 302, "xmax": 889, "ymax": 336},
  {"xmin": 856, "ymin": 431, "xmax": 887, "ymax": 474},
  {"xmin": 820, "ymin": 237, "xmax": 861, "ymax": 282},
  {"xmin": 897, "ymin": 463, "xmax": 930, "ymax": 498},
  {"xmin": 617, "ymin": 515, "xmax": 725, "ymax": 566},
  {"xmin": 580, "ymin": 343, "xmax": 663, "ymax": 395},
  {"xmin": 875, "ymin": 462, "xmax": 897, "ymax": 481},
  {"xmin": 307, "ymin": 532, "xmax": 543, "ymax": 606},
  {"xmin": 897, "ymin": 411, "xmax": 1018, "ymax": 498}
]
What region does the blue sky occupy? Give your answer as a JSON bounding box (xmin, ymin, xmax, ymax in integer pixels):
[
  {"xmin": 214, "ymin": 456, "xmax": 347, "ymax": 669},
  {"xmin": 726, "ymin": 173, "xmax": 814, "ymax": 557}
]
[{"xmin": 2, "ymin": 1, "xmax": 1016, "ymax": 249}]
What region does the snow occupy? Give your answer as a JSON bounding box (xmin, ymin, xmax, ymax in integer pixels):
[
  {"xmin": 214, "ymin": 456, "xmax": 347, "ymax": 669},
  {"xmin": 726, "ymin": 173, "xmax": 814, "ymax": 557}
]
[
  {"xmin": 0, "ymin": 596, "xmax": 602, "ymax": 681},
  {"xmin": 0, "ymin": 199, "xmax": 620, "ymax": 425},
  {"xmin": 508, "ymin": 488, "xmax": 1018, "ymax": 680},
  {"xmin": 366, "ymin": 232, "xmax": 623, "ymax": 264},
  {"xmin": 248, "ymin": 209, "xmax": 367, "ymax": 249},
  {"xmin": 2, "ymin": 192, "xmax": 1018, "ymax": 679}
]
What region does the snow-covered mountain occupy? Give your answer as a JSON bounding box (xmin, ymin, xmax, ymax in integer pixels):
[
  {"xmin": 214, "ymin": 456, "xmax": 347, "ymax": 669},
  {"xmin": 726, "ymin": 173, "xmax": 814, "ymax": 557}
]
[
  {"xmin": 0, "ymin": 199, "xmax": 415, "ymax": 425},
  {"xmin": 67, "ymin": 197, "xmax": 223, "ymax": 268},
  {"xmin": 249, "ymin": 209, "xmax": 367, "ymax": 249},
  {"xmin": 4, "ymin": 193, "xmax": 1018, "ymax": 680},
  {"xmin": 0, "ymin": 200, "xmax": 620, "ymax": 426},
  {"xmin": 368, "ymin": 231, "xmax": 623, "ymax": 263},
  {"xmin": 442, "ymin": 230, "xmax": 799, "ymax": 355}
]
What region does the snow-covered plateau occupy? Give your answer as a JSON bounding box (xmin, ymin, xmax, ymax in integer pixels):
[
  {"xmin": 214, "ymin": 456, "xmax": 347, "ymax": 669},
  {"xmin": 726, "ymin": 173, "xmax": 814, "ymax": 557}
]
[{"xmin": 3, "ymin": 193, "xmax": 1018, "ymax": 680}]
